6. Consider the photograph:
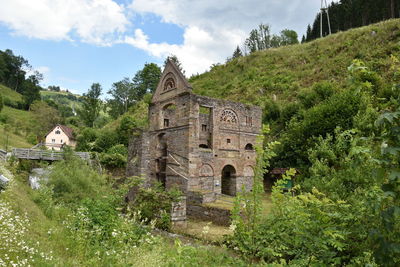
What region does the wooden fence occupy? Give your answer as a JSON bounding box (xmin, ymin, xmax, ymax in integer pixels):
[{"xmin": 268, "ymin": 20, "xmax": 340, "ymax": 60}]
[{"xmin": 12, "ymin": 148, "xmax": 90, "ymax": 161}]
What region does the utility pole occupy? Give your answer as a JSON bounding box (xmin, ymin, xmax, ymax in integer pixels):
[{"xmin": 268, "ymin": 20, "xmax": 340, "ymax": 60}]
[{"xmin": 320, "ymin": 0, "xmax": 332, "ymax": 38}]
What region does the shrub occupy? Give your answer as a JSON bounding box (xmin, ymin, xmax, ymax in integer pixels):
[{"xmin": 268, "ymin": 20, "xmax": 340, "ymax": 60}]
[
  {"xmin": 93, "ymin": 129, "xmax": 119, "ymax": 152},
  {"xmin": 47, "ymin": 155, "xmax": 106, "ymax": 203},
  {"xmin": 76, "ymin": 127, "xmax": 98, "ymax": 151},
  {"xmin": 126, "ymin": 177, "xmax": 182, "ymax": 230},
  {"xmin": 100, "ymin": 144, "xmax": 128, "ymax": 168}
]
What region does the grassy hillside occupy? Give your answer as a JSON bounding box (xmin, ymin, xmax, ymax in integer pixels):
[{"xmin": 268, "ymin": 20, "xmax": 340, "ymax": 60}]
[
  {"xmin": 40, "ymin": 90, "xmax": 82, "ymax": 110},
  {"xmin": 0, "ymin": 84, "xmax": 24, "ymax": 109},
  {"xmin": 0, "ymin": 87, "xmax": 33, "ymax": 149},
  {"xmin": 190, "ymin": 19, "xmax": 400, "ymax": 105}
]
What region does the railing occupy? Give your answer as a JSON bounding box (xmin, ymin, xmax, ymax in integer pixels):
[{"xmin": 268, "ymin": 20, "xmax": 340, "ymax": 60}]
[{"xmin": 12, "ymin": 148, "xmax": 90, "ymax": 161}]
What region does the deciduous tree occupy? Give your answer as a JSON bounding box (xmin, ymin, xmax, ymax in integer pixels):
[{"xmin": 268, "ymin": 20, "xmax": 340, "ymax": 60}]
[{"xmin": 78, "ymin": 83, "xmax": 102, "ymax": 127}]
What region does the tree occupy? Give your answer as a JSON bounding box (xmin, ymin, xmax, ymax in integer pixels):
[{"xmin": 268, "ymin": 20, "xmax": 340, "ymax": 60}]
[
  {"xmin": 78, "ymin": 83, "xmax": 102, "ymax": 127},
  {"xmin": 279, "ymin": 29, "xmax": 299, "ymax": 46},
  {"xmin": 30, "ymin": 101, "xmax": 61, "ymax": 140},
  {"xmin": 164, "ymin": 55, "xmax": 185, "ymax": 75},
  {"xmin": 107, "ymin": 77, "xmax": 136, "ymax": 118},
  {"xmin": 48, "ymin": 85, "xmax": 61, "ymax": 92},
  {"xmin": 232, "ymin": 46, "xmax": 243, "ymax": 59},
  {"xmin": 23, "ymin": 72, "xmax": 42, "ymax": 109},
  {"xmin": 133, "ymin": 63, "xmax": 162, "ymax": 96}
]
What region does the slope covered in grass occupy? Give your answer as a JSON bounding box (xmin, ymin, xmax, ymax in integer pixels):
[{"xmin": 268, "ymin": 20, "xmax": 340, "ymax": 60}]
[
  {"xmin": 190, "ymin": 19, "xmax": 400, "ymax": 105},
  {"xmin": 0, "ymin": 84, "xmax": 23, "ymax": 107}
]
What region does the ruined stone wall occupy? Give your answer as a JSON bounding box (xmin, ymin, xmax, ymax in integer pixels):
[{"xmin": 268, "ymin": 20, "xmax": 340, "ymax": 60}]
[
  {"xmin": 186, "ymin": 95, "xmax": 262, "ymax": 196},
  {"xmin": 126, "ymin": 130, "xmax": 150, "ymax": 180}
]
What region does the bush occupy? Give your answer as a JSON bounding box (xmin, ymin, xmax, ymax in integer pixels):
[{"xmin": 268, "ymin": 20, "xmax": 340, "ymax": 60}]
[
  {"xmin": 93, "ymin": 129, "xmax": 119, "ymax": 152},
  {"xmin": 126, "ymin": 177, "xmax": 181, "ymax": 230},
  {"xmin": 76, "ymin": 127, "xmax": 98, "ymax": 151},
  {"xmin": 100, "ymin": 144, "xmax": 128, "ymax": 168},
  {"xmin": 228, "ymin": 131, "xmax": 384, "ymax": 265},
  {"xmin": 47, "ymin": 155, "xmax": 106, "ymax": 203}
]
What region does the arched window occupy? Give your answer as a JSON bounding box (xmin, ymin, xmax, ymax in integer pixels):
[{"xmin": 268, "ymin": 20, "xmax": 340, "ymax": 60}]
[
  {"xmin": 245, "ymin": 143, "xmax": 254, "ymax": 150},
  {"xmin": 200, "ymin": 164, "xmax": 214, "ymax": 177},
  {"xmin": 220, "ymin": 109, "xmax": 238, "ymax": 123},
  {"xmin": 55, "ymin": 130, "xmax": 61, "ymax": 134},
  {"xmin": 163, "ymin": 73, "xmax": 177, "ymax": 91}
]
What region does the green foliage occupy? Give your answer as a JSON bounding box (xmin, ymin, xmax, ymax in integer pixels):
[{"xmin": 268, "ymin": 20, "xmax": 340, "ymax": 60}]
[
  {"xmin": 244, "ymin": 24, "xmax": 299, "ymax": 53},
  {"xmin": 126, "ymin": 177, "xmax": 182, "ymax": 230},
  {"xmin": 305, "ymin": 0, "xmax": 400, "ymax": 42},
  {"xmin": 76, "ymin": 127, "xmax": 98, "ymax": 151},
  {"xmin": 30, "ymin": 100, "xmax": 61, "ymax": 140},
  {"xmin": 371, "ymin": 98, "xmax": 400, "ymax": 265},
  {"xmin": 99, "ymin": 144, "xmax": 127, "ymax": 168},
  {"xmin": 228, "ymin": 127, "xmax": 388, "ymax": 265},
  {"xmin": 77, "ymin": 83, "xmax": 102, "ymax": 127},
  {"xmin": 47, "ymin": 156, "xmax": 106, "ymax": 203},
  {"xmin": 0, "ymin": 93, "xmax": 3, "ymax": 112},
  {"xmin": 228, "ymin": 125, "xmax": 279, "ymax": 258},
  {"xmin": 93, "ymin": 129, "xmax": 119, "ymax": 152}
]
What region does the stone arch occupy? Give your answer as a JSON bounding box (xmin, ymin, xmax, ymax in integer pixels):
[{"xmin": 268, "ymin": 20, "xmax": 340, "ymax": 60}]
[
  {"xmin": 244, "ymin": 166, "xmax": 254, "ymax": 177},
  {"xmin": 162, "ymin": 72, "xmax": 176, "ymax": 91},
  {"xmin": 245, "ymin": 143, "xmax": 254, "ymax": 151},
  {"xmin": 200, "ymin": 164, "xmax": 214, "ymax": 177},
  {"xmin": 221, "ymin": 165, "xmax": 236, "ymax": 196}
]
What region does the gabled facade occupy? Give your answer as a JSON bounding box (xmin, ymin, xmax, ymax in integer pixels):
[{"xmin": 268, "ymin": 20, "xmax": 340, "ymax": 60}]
[
  {"xmin": 127, "ymin": 60, "xmax": 262, "ymax": 203},
  {"xmin": 45, "ymin": 125, "xmax": 76, "ymax": 151}
]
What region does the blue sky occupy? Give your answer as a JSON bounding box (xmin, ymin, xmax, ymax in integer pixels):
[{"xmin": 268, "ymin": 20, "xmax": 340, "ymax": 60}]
[{"xmin": 0, "ymin": 0, "xmax": 326, "ymax": 96}]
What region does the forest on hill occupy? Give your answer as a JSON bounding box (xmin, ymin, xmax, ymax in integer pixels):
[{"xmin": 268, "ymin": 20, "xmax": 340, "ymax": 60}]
[
  {"xmin": 305, "ymin": 0, "xmax": 400, "ymax": 41},
  {"xmin": 0, "ymin": 18, "xmax": 399, "ymax": 266}
]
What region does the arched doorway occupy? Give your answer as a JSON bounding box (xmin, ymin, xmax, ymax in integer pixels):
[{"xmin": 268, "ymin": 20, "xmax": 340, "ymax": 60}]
[{"xmin": 221, "ymin": 165, "xmax": 236, "ymax": 196}]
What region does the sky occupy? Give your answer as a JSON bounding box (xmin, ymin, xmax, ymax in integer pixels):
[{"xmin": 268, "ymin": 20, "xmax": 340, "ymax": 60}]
[{"xmin": 0, "ymin": 0, "xmax": 326, "ymax": 96}]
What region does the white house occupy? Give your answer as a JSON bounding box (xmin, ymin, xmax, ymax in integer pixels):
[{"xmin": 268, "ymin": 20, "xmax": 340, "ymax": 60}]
[{"xmin": 45, "ymin": 125, "xmax": 76, "ymax": 150}]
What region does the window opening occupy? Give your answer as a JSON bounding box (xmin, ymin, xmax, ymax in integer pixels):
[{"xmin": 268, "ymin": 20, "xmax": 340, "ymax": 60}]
[
  {"xmin": 164, "ymin": 119, "xmax": 169, "ymax": 127},
  {"xmin": 246, "ymin": 116, "xmax": 253, "ymax": 126},
  {"xmin": 201, "ymin": 124, "xmax": 207, "ymax": 131},
  {"xmin": 245, "ymin": 143, "xmax": 254, "ymax": 150}
]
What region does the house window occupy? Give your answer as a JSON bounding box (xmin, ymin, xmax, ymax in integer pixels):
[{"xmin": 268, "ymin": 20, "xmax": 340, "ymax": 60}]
[
  {"xmin": 52, "ymin": 139, "xmax": 55, "ymax": 143},
  {"xmin": 55, "ymin": 130, "xmax": 61, "ymax": 134},
  {"xmin": 201, "ymin": 124, "xmax": 207, "ymax": 131},
  {"xmin": 61, "ymin": 139, "xmax": 63, "ymax": 143},
  {"xmin": 164, "ymin": 119, "xmax": 169, "ymax": 127},
  {"xmin": 227, "ymin": 139, "xmax": 231, "ymax": 144}
]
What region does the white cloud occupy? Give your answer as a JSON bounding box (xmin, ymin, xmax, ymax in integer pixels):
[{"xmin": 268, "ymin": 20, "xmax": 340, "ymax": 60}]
[
  {"xmin": 127, "ymin": 0, "xmax": 323, "ymax": 75},
  {"xmin": 0, "ymin": 0, "xmax": 325, "ymax": 75},
  {"xmin": 0, "ymin": 0, "xmax": 129, "ymax": 45}
]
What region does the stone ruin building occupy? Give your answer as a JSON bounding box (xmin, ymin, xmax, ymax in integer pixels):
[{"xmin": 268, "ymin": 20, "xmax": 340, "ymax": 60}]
[{"xmin": 127, "ymin": 60, "xmax": 262, "ymax": 206}]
